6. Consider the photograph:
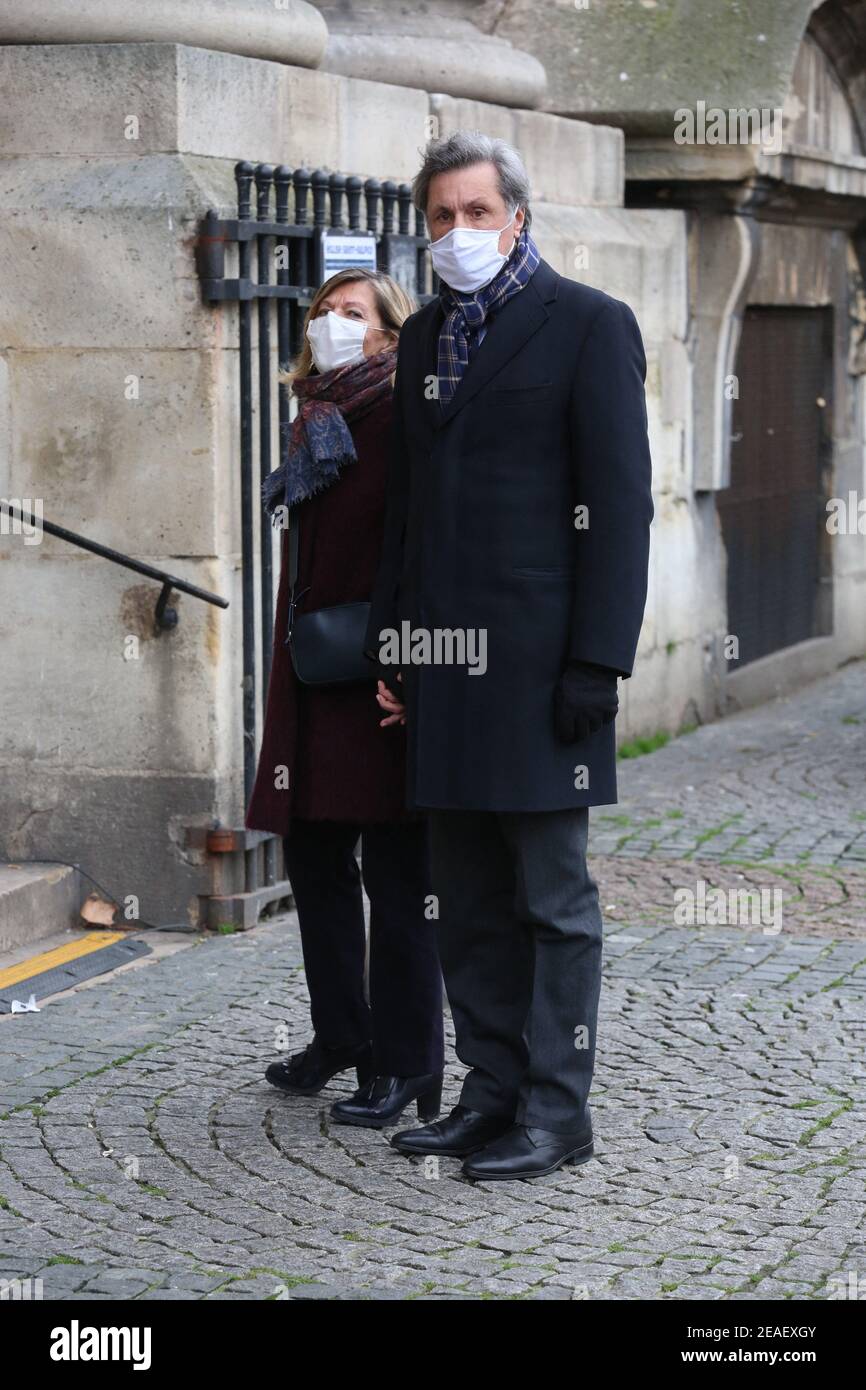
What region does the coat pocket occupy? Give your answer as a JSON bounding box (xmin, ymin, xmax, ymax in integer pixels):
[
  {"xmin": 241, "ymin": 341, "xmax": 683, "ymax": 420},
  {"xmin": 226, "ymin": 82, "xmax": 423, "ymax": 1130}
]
[
  {"xmin": 492, "ymin": 382, "xmax": 553, "ymax": 400},
  {"xmin": 512, "ymin": 565, "xmax": 576, "ymax": 578}
]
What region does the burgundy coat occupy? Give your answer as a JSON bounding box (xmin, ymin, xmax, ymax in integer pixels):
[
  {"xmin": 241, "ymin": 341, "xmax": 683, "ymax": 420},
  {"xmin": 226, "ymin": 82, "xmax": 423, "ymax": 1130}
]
[{"xmin": 245, "ymin": 390, "xmax": 410, "ymax": 835}]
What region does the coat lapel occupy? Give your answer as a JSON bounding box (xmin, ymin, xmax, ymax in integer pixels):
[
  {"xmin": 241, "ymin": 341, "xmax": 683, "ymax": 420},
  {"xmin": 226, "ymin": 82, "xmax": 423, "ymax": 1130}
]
[
  {"xmin": 422, "ymin": 300, "xmax": 444, "ymax": 432},
  {"xmin": 436, "ymin": 260, "xmax": 559, "ymax": 427},
  {"xmin": 399, "ymin": 300, "xmax": 443, "ymax": 445}
]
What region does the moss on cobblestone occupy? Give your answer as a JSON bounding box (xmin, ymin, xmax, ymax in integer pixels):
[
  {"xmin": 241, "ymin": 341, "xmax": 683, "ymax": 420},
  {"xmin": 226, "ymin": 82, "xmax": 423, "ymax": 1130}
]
[
  {"xmin": 798, "ymin": 1098, "xmax": 852, "ymax": 1146},
  {"xmin": 217, "ymin": 1267, "xmax": 322, "ymax": 1295},
  {"xmin": 618, "ymin": 731, "xmax": 671, "ymax": 759},
  {"xmin": 694, "ymin": 817, "xmax": 744, "ymax": 847}
]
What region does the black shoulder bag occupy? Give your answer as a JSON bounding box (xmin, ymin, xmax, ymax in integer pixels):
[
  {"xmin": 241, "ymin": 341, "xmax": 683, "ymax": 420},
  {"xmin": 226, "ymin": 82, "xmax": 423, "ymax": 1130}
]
[{"xmin": 285, "ymin": 508, "xmax": 376, "ymax": 686}]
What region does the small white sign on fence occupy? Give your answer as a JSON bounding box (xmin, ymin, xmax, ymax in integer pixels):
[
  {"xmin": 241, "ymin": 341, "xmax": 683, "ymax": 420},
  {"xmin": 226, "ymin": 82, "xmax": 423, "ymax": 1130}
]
[{"xmin": 320, "ymin": 230, "xmax": 377, "ymax": 279}]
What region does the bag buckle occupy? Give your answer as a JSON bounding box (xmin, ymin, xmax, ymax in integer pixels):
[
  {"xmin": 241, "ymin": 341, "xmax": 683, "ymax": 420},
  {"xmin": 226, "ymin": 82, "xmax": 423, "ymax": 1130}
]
[{"xmin": 285, "ymin": 585, "xmax": 311, "ymax": 644}]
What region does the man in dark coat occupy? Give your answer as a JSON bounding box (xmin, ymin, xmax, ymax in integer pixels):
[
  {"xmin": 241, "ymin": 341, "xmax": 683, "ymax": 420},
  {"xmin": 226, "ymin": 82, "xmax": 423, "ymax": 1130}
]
[{"xmin": 365, "ymin": 131, "xmax": 653, "ymax": 1179}]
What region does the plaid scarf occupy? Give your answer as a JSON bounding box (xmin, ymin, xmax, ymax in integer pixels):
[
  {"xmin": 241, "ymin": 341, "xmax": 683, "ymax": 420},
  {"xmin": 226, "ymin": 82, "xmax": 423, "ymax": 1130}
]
[
  {"xmin": 262, "ymin": 347, "xmax": 397, "ymax": 515},
  {"xmin": 437, "ymin": 228, "xmax": 540, "ymax": 405}
]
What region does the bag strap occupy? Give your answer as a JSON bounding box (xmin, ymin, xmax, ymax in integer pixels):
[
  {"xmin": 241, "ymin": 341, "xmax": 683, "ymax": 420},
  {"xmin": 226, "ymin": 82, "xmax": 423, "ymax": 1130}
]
[
  {"xmin": 285, "ymin": 508, "xmax": 309, "ymax": 643},
  {"xmin": 288, "ymin": 506, "xmax": 299, "ymax": 593}
]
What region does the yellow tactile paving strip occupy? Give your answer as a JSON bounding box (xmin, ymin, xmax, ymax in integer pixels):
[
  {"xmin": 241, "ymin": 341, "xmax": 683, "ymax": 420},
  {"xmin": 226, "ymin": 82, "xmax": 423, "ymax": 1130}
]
[{"xmin": 0, "ymin": 932, "xmax": 128, "ymax": 992}]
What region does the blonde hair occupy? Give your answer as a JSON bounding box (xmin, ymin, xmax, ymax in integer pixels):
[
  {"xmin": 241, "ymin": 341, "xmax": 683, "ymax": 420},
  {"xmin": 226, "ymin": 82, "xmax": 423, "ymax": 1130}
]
[{"xmin": 282, "ymin": 268, "xmax": 416, "ymax": 384}]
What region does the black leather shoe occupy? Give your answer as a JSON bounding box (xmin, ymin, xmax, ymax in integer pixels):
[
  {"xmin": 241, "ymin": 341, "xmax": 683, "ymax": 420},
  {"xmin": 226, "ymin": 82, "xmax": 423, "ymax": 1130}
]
[
  {"xmin": 330, "ymin": 1073, "xmax": 443, "ymax": 1128},
  {"xmin": 391, "ymin": 1104, "xmax": 514, "ymax": 1157},
  {"xmin": 265, "ymin": 1035, "xmax": 373, "ymax": 1095},
  {"xmin": 462, "ymin": 1123, "xmax": 594, "ymax": 1180}
]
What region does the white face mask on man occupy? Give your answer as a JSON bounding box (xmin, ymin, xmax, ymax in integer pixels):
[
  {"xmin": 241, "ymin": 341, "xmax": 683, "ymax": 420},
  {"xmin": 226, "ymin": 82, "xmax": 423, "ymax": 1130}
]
[
  {"xmin": 429, "ymin": 212, "xmax": 518, "ymax": 294},
  {"xmin": 306, "ymin": 310, "xmax": 368, "ymax": 374}
]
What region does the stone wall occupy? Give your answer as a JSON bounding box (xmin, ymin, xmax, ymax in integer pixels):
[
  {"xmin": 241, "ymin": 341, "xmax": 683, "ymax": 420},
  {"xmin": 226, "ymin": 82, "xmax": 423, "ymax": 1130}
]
[{"xmin": 0, "ymin": 43, "xmax": 429, "ymax": 923}]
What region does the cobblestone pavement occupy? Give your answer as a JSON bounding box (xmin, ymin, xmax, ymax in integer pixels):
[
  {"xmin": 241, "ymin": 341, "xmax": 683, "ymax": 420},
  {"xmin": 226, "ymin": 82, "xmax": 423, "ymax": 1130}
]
[
  {"xmin": 592, "ymin": 659, "xmax": 866, "ymax": 942},
  {"xmin": 1, "ymin": 664, "xmax": 865, "ymax": 1301},
  {"xmin": 597, "ymin": 659, "xmax": 866, "ymax": 866}
]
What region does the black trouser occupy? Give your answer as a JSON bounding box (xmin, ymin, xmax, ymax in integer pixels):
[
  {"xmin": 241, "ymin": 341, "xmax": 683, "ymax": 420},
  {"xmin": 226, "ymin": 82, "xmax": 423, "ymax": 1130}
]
[
  {"xmin": 429, "ymin": 807, "xmax": 602, "ymax": 1134},
  {"xmin": 282, "ymin": 818, "xmax": 444, "ymax": 1077}
]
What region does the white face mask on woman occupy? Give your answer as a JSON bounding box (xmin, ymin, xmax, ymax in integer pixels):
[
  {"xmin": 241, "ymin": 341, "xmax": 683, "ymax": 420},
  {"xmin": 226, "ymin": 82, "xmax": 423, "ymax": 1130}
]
[
  {"xmin": 429, "ymin": 212, "xmax": 517, "ymax": 294},
  {"xmin": 306, "ymin": 310, "xmax": 368, "ymax": 373}
]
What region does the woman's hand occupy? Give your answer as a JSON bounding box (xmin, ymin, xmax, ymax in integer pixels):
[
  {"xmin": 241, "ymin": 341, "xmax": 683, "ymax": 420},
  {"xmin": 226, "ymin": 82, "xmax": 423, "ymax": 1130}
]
[{"xmin": 376, "ymin": 673, "xmax": 406, "ymax": 727}]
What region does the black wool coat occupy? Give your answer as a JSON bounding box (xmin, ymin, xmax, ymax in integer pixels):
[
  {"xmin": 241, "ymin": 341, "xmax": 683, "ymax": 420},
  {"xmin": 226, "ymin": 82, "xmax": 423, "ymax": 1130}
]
[
  {"xmin": 364, "ymin": 258, "xmax": 654, "ymax": 813},
  {"xmin": 246, "ymin": 393, "xmax": 411, "ymax": 836}
]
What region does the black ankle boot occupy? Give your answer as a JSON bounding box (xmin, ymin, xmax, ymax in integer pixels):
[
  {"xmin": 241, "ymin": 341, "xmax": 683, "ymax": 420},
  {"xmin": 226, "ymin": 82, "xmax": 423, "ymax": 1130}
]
[
  {"xmin": 265, "ymin": 1035, "xmax": 373, "ymax": 1095},
  {"xmin": 329, "ymin": 1073, "xmax": 443, "ymax": 1128}
]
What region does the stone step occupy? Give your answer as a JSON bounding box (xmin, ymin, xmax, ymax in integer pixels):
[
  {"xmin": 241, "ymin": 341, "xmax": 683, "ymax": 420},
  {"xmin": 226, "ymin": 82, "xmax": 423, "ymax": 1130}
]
[{"xmin": 0, "ymin": 862, "xmax": 81, "ymax": 954}]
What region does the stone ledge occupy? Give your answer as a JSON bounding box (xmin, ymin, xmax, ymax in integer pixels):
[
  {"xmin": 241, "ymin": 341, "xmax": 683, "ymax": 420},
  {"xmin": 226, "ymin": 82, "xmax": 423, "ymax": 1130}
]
[
  {"xmin": 317, "ymin": 3, "xmax": 547, "ymax": 109},
  {"xmin": 0, "ymin": 43, "xmax": 429, "ymax": 177},
  {"xmin": 627, "ymin": 139, "xmax": 866, "ymax": 202},
  {"xmin": 0, "ymin": 0, "xmax": 327, "ymax": 68},
  {"xmin": 325, "ymin": 32, "xmax": 545, "ymax": 111}
]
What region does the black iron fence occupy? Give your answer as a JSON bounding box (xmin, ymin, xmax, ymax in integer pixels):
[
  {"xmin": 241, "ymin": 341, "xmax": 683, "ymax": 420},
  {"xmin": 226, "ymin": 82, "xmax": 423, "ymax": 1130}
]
[{"xmin": 196, "ymin": 161, "xmax": 433, "ymax": 922}]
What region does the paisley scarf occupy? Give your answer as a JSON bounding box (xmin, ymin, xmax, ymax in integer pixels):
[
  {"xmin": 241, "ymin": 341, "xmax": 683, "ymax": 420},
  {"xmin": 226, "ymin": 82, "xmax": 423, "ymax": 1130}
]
[{"xmin": 262, "ymin": 346, "xmax": 397, "ymax": 514}]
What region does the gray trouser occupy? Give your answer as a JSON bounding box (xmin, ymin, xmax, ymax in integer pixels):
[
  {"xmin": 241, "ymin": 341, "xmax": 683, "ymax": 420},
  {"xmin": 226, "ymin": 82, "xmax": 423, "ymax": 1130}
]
[{"xmin": 428, "ymin": 807, "xmax": 602, "ymax": 1134}]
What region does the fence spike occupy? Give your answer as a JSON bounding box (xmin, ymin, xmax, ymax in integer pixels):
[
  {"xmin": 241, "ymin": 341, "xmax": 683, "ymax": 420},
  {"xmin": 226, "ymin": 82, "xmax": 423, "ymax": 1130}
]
[
  {"xmin": 381, "ymin": 180, "xmax": 398, "ymax": 234},
  {"xmin": 235, "ymin": 161, "xmax": 255, "ymax": 219},
  {"xmin": 328, "ymin": 171, "xmax": 346, "ymax": 228},
  {"xmin": 398, "ymin": 182, "xmax": 412, "ymax": 234},
  {"xmin": 273, "ymin": 165, "xmax": 291, "ymax": 223},
  {"xmin": 364, "ymin": 177, "xmax": 381, "ymax": 234},
  {"xmin": 311, "ymin": 169, "xmax": 329, "ymax": 227},
  {"xmin": 255, "ymin": 164, "xmax": 275, "ymax": 219},
  {"xmin": 293, "ymin": 168, "xmax": 311, "ymax": 225}
]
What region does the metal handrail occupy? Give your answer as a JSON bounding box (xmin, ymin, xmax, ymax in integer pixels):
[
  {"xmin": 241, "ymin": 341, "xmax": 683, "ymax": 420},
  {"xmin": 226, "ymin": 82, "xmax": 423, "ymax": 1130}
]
[{"xmin": 0, "ymin": 501, "xmax": 229, "ymax": 630}]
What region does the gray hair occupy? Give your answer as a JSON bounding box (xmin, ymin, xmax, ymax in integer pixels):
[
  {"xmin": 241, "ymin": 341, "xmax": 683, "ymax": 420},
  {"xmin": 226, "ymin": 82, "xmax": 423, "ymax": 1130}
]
[{"xmin": 413, "ymin": 130, "xmax": 532, "ymax": 231}]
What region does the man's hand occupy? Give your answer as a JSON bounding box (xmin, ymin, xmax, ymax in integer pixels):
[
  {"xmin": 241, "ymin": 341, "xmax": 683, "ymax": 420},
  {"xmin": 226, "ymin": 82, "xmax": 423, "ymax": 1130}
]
[
  {"xmin": 553, "ymin": 660, "xmax": 619, "ymax": 743},
  {"xmin": 376, "ymin": 665, "xmax": 406, "ymax": 727}
]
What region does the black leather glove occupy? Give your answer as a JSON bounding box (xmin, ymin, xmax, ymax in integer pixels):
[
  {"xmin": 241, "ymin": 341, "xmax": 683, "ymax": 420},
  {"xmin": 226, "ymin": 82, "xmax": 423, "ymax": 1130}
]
[{"xmin": 553, "ymin": 660, "xmax": 619, "ymax": 743}]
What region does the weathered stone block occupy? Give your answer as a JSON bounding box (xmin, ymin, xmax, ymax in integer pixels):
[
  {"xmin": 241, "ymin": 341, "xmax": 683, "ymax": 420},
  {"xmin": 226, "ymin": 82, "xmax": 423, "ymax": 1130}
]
[
  {"xmin": 0, "ymin": 154, "xmax": 234, "ymax": 351},
  {"xmin": 429, "ymin": 95, "xmax": 623, "ymax": 208},
  {"xmin": 0, "ymin": 43, "xmax": 429, "ymax": 178},
  {"xmin": 0, "ymin": 550, "xmax": 238, "ymax": 776},
  {"xmin": 7, "ymin": 349, "xmax": 226, "ymax": 557}
]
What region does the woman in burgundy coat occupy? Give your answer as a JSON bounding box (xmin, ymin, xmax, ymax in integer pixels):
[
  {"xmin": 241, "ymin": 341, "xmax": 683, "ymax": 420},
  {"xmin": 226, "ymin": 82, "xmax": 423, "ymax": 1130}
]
[{"xmin": 245, "ymin": 268, "xmax": 444, "ymax": 1128}]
